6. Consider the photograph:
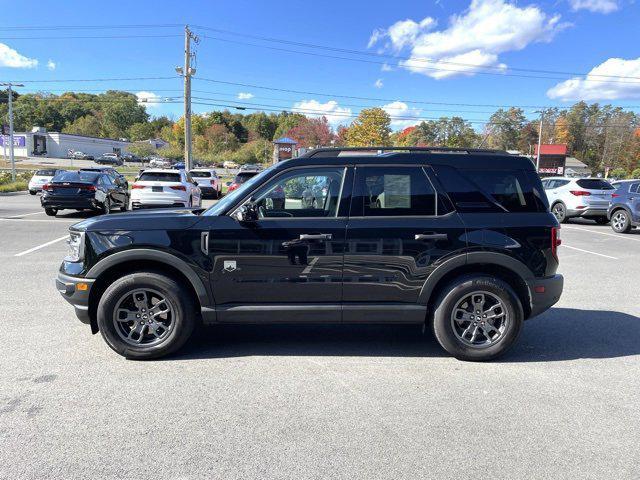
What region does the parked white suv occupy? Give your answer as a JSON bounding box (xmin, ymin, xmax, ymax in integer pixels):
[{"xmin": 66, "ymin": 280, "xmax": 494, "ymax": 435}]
[
  {"xmin": 130, "ymin": 169, "xmax": 201, "ymax": 209},
  {"xmin": 190, "ymin": 168, "xmax": 222, "ymax": 199},
  {"xmin": 28, "ymin": 169, "xmax": 63, "ymax": 195},
  {"xmin": 542, "ymin": 177, "xmax": 615, "ymax": 223}
]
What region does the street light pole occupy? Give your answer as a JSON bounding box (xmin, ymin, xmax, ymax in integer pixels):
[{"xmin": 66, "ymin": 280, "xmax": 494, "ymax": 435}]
[
  {"xmin": 1, "ymin": 82, "xmax": 23, "ymax": 182},
  {"xmin": 179, "ymin": 26, "xmax": 198, "ymax": 171}
]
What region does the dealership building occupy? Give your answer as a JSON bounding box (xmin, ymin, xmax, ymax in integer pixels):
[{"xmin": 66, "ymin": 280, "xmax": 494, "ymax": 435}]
[{"xmin": 0, "ymin": 127, "xmax": 131, "ymax": 159}]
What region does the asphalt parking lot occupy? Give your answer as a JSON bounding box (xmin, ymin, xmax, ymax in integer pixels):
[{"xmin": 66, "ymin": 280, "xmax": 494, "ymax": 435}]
[{"xmin": 1, "ymin": 192, "xmax": 639, "ymax": 480}]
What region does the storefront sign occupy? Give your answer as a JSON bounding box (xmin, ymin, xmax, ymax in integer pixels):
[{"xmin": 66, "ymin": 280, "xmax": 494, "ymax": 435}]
[{"xmin": 0, "ymin": 135, "xmax": 26, "ymax": 147}]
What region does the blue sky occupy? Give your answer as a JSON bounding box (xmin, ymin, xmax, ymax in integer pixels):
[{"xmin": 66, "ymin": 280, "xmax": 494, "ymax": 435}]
[{"xmin": 1, "ymin": 0, "xmax": 639, "ymax": 131}]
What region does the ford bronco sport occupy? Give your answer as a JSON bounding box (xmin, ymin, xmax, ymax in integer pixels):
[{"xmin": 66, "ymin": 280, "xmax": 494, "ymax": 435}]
[{"xmin": 56, "ymin": 147, "xmax": 563, "ymax": 361}]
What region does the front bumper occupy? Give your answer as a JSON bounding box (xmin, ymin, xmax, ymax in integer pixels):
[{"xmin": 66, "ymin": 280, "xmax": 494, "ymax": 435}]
[
  {"xmin": 527, "ymin": 274, "xmax": 564, "ymax": 319},
  {"xmin": 56, "ymin": 272, "xmax": 95, "ymax": 325}
]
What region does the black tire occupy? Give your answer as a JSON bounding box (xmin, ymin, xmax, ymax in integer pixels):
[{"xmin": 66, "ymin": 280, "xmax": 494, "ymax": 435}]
[
  {"xmin": 44, "ymin": 207, "xmax": 57, "ymax": 217},
  {"xmin": 29, "ymin": 190, "xmax": 37, "ymax": 195},
  {"xmin": 97, "ymin": 272, "xmax": 197, "ymax": 359},
  {"xmin": 102, "ymin": 200, "xmax": 110, "ymax": 215},
  {"xmin": 120, "ymin": 196, "xmax": 129, "ymax": 212},
  {"xmin": 431, "ymin": 275, "xmax": 524, "ymax": 361},
  {"xmin": 610, "ymin": 209, "xmax": 632, "ymax": 233},
  {"xmin": 594, "ymin": 217, "xmax": 609, "ymax": 225},
  {"xmin": 551, "ymin": 202, "xmax": 568, "ymax": 223}
]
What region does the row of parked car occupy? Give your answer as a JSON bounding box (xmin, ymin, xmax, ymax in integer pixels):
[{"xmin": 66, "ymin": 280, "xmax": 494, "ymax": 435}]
[{"xmin": 542, "ymin": 176, "xmax": 640, "ymax": 233}]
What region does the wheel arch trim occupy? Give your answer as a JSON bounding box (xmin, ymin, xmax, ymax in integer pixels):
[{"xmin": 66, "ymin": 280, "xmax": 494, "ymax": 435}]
[{"xmin": 86, "ymin": 249, "xmax": 210, "ymax": 307}]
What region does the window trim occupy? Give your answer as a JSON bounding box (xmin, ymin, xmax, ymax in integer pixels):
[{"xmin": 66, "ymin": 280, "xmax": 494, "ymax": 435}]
[{"xmin": 229, "ymin": 165, "xmax": 348, "ymax": 220}]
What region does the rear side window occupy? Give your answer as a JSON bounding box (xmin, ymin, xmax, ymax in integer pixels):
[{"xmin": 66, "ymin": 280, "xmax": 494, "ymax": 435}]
[
  {"xmin": 352, "ymin": 166, "xmax": 436, "ymax": 217},
  {"xmin": 576, "ymin": 179, "xmax": 614, "ymax": 190},
  {"xmin": 138, "ymin": 172, "xmax": 181, "ymax": 182},
  {"xmin": 432, "ymin": 166, "xmax": 547, "ymax": 213},
  {"xmin": 36, "ymin": 169, "xmax": 57, "ymax": 176}
]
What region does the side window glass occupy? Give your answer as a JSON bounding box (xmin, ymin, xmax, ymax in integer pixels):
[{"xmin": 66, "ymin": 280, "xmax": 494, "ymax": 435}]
[
  {"xmin": 252, "ymin": 167, "xmax": 345, "ymax": 218},
  {"xmin": 353, "ymin": 167, "xmax": 436, "ymax": 217},
  {"xmin": 431, "ymin": 165, "xmax": 499, "ymax": 213},
  {"xmin": 631, "ymin": 183, "xmax": 639, "ymax": 193}
]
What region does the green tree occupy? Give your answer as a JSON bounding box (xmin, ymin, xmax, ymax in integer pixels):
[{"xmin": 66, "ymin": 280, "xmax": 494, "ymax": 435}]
[
  {"xmin": 128, "ymin": 122, "xmax": 156, "ymax": 141},
  {"xmin": 62, "ymin": 115, "xmax": 102, "ymax": 137},
  {"xmin": 128, "ymin": 141, "xmax": 157, "ymax": 158},
  {"xmin": 486, "ymin": 107, "xmax": 527, "ymax": 150},
  {"xmin": 345, "ymin": 108, "xmax": 391, "ymax": 146}
]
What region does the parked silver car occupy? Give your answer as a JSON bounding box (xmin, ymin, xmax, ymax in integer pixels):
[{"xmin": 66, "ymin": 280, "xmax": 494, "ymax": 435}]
[{"xmin": 541, "ymin": 177, "xmax": 615, "ymax": 223}]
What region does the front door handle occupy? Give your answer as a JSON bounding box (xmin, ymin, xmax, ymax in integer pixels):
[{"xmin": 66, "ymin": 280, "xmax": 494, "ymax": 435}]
[
  {"xmin": 415, "ymin": 233, "xmax": 448, "ymax": 241},
  {"xmin": 299, "ymin": 233, "xmax": 332, "ymax": 241}
]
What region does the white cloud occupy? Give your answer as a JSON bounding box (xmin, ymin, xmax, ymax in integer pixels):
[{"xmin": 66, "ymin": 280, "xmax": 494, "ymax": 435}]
[
  {"xmin": 0, "ymin": 43, "xmax": 38, "ymax": 68},
  {"xmin": 237, "ymin": 92, "xmax": 254, "ymax": 99},
  {"xmin": 374, "ymin": 78, "xmax": 384, "ymax": 88},
  {"xmin": 136, "ymin": 91, "xmax": 162, "ymax": 110},
  {"xmin": 547, "ymin": 57, "xmax": 640, "ymax": 101},
  {"xmin": 381, "ymin": 63, "xmax": 393, "ymax": 72},
  {"xmin": 368, "ymin": 0, "xmax": 567, "ymax": 79},
  {"xmin": 382, "ymin": 101, "xmax": 423, "ymax": 129},
  {"xmin": 569, "ymin": 0, "xmax": 619, "ymax": 13},
  {"xmin": 46, "ymin": 59, "xmax": 56, "ymax": 71},
  {"xmin": 292, "ymin": 99, "xmax": 352, "ymax": 127}
]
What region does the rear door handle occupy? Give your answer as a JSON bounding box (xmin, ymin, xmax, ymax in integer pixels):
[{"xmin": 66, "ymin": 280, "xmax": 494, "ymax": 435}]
[
  {"xmin": 299, "ymin": 233, "xmax": 332, "ymax": 241},
  {"xmin": 415, "ymin": 233, "xmax": 448, "ymax": 241}
]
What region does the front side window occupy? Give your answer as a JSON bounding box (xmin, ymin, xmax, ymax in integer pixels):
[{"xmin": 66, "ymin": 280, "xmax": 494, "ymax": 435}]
[
  {"xmin": 353, "ymin": 167, "xmax": 436, "ymax": 217},
  {"xmin": 251, "ymin": 167, "xmax": 345, "ymax": 218}
]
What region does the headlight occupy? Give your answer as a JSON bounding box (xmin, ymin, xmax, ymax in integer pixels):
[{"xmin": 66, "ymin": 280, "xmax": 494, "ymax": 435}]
[{"xmin": 65, "ymin": 231, "xmax": 85, "ymax": 262}]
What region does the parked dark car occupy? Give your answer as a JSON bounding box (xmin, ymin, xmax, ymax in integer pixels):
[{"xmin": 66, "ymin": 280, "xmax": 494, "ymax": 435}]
[
  {"xmin": 121, "ymin": 153, "xmax": 140, "ymax": 163},
  {"xmin": 608, "ymin": 179, "xmax": 640, "ymax": 233},
  {"xmin": 173, "ymin": 162, "xmax": 186, "ymax": 170},
  {"xmin": 56, "ymin": 147, "xmax": 563, "ymax": 361},
  {"xmin": 71, "ymin": 151, "xmax": 94, "ymax": 161},
  {"xmin": 227, "ymin": 170, "xmax": 260, "ymax": 192},
  {"xmin": 96, "ymin": 155, "xmax": 123, "ymax": 166},
  {"xmin": 80, "ymin": 167, "xmax": 129, "ymax": 189},
  {"xmin": 41, "ymin": 170, "xmax": 129, "ymax": 216}
]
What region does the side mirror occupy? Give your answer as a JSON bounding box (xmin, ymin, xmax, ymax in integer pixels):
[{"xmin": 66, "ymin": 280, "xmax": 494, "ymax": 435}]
[{"xmin": 234, "ymin": 202, "xmax": 259, "ymax": 223}]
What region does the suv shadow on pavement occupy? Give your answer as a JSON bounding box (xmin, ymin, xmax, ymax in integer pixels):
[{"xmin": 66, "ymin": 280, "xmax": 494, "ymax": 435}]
[{"xmin": 170, "ymin": 308, "xmax": 640, "ymax": 362}]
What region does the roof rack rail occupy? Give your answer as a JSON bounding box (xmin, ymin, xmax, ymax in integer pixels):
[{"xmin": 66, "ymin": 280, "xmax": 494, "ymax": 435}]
[{"xmin": 301, "ymin": 146, "xmax": 511, "ymax": 158}]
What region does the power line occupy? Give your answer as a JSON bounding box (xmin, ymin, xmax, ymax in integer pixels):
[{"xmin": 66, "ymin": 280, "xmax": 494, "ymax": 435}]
[
  {"xmin": 1, "ymin": 76, "xmax": 176, "ymax": 83},
  {"xmin": 192, "ymin": 24, "xmax": 640, "ymax": 82},
  {"xmin": 0, "ymin": 23, "xmax": 182, "ymax": 31},
  {"xmin": 194, "ymin": 77, "xmax": 640, "ymax": 110},
  {"xmin": 0, "ymin": 34, "xmax": 182, "ymax": 40}
]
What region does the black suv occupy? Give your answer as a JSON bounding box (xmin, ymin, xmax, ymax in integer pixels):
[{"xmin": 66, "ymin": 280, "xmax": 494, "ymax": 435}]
[{"xmin": 56, "ymin": 148, "xmax": 563, "ymax": 361}]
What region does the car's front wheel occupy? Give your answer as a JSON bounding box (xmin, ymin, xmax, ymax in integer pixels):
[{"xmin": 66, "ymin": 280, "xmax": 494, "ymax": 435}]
[
  {"xmin": 551, "ymin": 202, "xmax": 567, "ymax": 223},
  {"xmin": 44, "ymin": 207, "xmax": 57, "ymax": 216},
  {"xmin": 29, "ymin": 190, "xmax": 37, "ymax": 195},
  {"xmin": 431, "ymin": 276, "xmax": 523, "ymax": 361},
  {"xmin": 611, "ymin": 209, "xmax": 631, "ymax": 233},
  {"xmin": 97, "ymin": 272, "xmax": 197, "ymax": 359}
]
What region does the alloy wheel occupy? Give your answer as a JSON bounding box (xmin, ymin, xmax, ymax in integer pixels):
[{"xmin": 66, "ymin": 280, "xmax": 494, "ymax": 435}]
[
  {"xmin": 112, "ymin": 288, "xmax": 175, "ymax": 347},
  {"xmin": 552, "ymin": 203, "xmax": 565, "ymax": 222},
  {"xmin": 450, "ymin": 291, "xmax": 509, "ymax": 349},
  {"xmin": 612, "ymin": 211, "xmax": 627, "ymax": 232}
]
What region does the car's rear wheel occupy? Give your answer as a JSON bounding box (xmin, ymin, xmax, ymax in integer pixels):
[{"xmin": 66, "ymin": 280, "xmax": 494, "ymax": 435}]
[
  {"xmin": 551, "ymin": 202, "xmax": 567, "ymax": 223},
  {"xmin": 29, "ymin": 190, "xmax": 37, "ymax": 195},
  {"xmin": 102, "ymin": 200, "xmax": 110, "ymax": 215},
  {"xmin": 611, "ymin": 209, "xmax": 631, "ymax": 233},
  {"xmin": 431, "ymin": 276, "xmax": 523, "ymax": 361},
  {"xmin": 120, "ymin": 196, "xmax": 129, "ymax": 211},
  {"xmin": 44, "ymin": 207, "xmax": 57, "ymax": 216},
  {"xmin": 97, "ymin": 272, "xmax": 196, "ymax": 359}
]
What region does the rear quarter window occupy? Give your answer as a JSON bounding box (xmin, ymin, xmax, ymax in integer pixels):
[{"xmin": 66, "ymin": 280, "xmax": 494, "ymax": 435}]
[{"xmin": 35, "ymin": 169, "xmax": 57, "ymax": 176}]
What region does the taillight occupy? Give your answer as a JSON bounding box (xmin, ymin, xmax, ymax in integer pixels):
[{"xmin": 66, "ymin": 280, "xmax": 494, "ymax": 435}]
[
  {"xmin": 228, "ymin": 183, "xmax": 238, "ymax": 191},
  {"xmin": 131, "ymin": 184, "xmax": 146, "ymax": 189},
  {"xmin": 612, "ymin": 193, "xmax": 620, "ymax": 198},
  {"xmin": 80, "ymin": 185, "xmax": 96, "ymax": 192},
  {"xmin": 551, "ymin": 226, "xmax": 561, "ymax": 260},
  {"xmin": 570, "ymin": 190, "xmax": 591, "ymax": 196},
  {"xmin": 42, "ymin": 183, "xmax": 52, "ymax": 191},
  {"xmin": 170, "ymin": 185, "xmax": 186, "ymax": 191}
]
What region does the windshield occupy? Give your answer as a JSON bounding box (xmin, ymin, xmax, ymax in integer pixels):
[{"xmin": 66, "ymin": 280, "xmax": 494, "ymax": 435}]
[
  {"xmin": 203, "ymin": 166, "xmax": 274, "ymax": 216},
  {"xmin": 52, "ymin": 171, "xmax": 99, "ymax": 183},
  {"xmin": 191, "ymin": 171, "xmax": 212, "ymax": 178},
  {"xmin": 35, "ymin": 169, "xmax": 57, "ymax": 176},
  {"xmin": 138, "ymin": 172, "xmax": 181, "ymax": 182},
  {"xmin": 576, "ymin": 179, "xmax": 614, "ymax": 190}
]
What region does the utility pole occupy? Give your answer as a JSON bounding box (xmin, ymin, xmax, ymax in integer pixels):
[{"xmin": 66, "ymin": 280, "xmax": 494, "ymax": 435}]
[
  {"xmin": 177, "ymin": 26, "xmax": 198, "ymax": 171},
  {"xmin": 535, "ymin": 110, "xmax": 544, "ymax": 172},
  {"xmin": 1, "ymin": 82, "xmax": 23, "ymax": 182}
]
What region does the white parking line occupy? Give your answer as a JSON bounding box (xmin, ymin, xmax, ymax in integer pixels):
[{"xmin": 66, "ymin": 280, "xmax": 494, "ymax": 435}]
[
  {"xmin": 0, "ymin": 218, "xmax": 76, "ymax": 223},
  {"xmin": 5, "ymin": 211, "xmax": 45, "ymax": 218},
  {"xmin": 14, "ymin": 235, "xmax": 69, "ymax": 257},
  {"xmin": 560, "ymin": 244, "xmax": 618, "ymax": 260},
  {"xmin": 563, "ymin": 225, "xmax": 640, "ymax": 242}
]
